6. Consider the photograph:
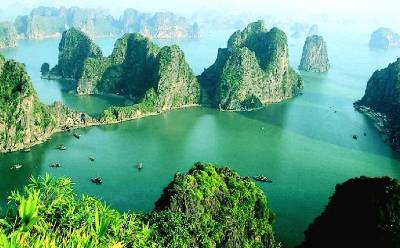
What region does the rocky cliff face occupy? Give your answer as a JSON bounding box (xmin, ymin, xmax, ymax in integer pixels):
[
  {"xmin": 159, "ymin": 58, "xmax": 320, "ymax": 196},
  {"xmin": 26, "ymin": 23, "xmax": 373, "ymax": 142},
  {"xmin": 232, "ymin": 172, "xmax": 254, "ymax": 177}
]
[
  {"xmin": 77, "ymin": 33, "xmax": 199, "ymax": 121},
  {"xmin": 52, "ymin": 28, "xmax": 102, "ymax": 80},
  {"xmin": 299, "ymin": 35, "xmax": 330, "ymax": 73},
  {"xmin": 0, "ymin": 22, "xmax": 17, "ymax": 49},
  {"xmin": 355, "ymin": 58, "xmax": 400, "ymax": 152},
  {"xmin": 298, "ymin": 177, "xmax": 400, "ymax": 248},
  {"xmin": 0, "ymin": 55, "xmax": 95, "ymax": 153},
  {"xmin": 369, "ymin": 28, "xmax": 400, "ymax": 49},
  {"xmin": 199, "ymin": 20, "xmax": 303, "ymax": 111}
]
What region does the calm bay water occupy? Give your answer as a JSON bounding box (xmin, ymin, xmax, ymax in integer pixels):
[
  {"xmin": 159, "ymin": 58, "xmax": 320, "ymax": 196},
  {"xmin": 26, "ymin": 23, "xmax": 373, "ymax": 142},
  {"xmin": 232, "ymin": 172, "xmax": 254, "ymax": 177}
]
[{"xmin": 1, "ymin": 25, "xmax": 400, "ymax": 247}]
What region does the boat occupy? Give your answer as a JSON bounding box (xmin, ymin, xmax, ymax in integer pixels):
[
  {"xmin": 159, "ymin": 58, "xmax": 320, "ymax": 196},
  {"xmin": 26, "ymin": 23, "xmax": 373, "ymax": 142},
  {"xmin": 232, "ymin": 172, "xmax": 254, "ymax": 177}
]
[
  {"xmin": 10, "ymin": 164, "xmax": 23, "ymax": 170},
  {"xmin": 253, "ymin": 176, "xmax": 272, "ymax": 183},
  {"xmin": 91, "ymin": 177, "xmax": 103, "ymax": 185},
  {"xmin": 136, "ymin": 162, "xmax": 143, "ymax": 170},
  {"xmin": 73, "ymin": 133, "xmax": 81, "ymax": 139},
  {"xmin": 353, "ymin": 135, "xmax": 358, "ymax": 140},
  {"xmin": 50, "ymin": 162, "xmax": 61, "ymax": 168},
  {"xmin": 57, "ymin": 145, "xmax": 67, "ymax": 150},
  {"xmin": 23, "ymin": 148, "xmax": 31, "ymax": 153},
  {"xmin": 89, "ymin": 157, "xmax": 95, "ymax": 162}
]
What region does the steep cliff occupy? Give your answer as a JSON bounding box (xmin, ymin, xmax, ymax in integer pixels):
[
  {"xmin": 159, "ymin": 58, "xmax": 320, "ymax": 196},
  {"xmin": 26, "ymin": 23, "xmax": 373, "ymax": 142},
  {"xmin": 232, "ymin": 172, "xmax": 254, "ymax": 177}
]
[
  {"xmin": 0, "ymin": 22, "xmax": 17, "ymax": 49},
  {"xmin": 0, "ymin": 55, "xmax": 95, "ymax": 153},
  {"xmin": 355, "ymin": 58, "xmax": 400, "ymax": 152},
  {"xmin": 51, "ymin": 28, "xmax": 102, "ymax": 80},
  {"xmin": 77, "ymin": 33, "xmax": 199, "ymax": 120},
  {"xmin": 298, "ymin": 177, "xmax": 400, "ymax": 248},
  {"xmin": 369, "ymin": 28, "xmax": 400, "ymax": 49},
  {"xmin": 299, "ymin": 35, "xmax": 330, "ymax": 73},
  {"xmin": 199, "ymin": 20, "xmax": 303, "ymax": 111}
]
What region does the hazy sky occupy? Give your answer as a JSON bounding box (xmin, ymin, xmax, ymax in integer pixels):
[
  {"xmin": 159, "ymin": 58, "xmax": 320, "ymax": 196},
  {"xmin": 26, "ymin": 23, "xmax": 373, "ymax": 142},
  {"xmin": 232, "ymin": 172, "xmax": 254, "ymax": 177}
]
[{"xmin": 1, "ymin": 0, "xmax": 399, "ymax": 27}]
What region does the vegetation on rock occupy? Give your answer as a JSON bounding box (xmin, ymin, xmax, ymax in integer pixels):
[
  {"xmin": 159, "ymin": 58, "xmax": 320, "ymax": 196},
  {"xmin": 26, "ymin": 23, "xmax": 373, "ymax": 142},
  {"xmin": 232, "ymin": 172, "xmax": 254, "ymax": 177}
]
[
  {"xmin": 0, "ymin": 54, "xmax": 95, "ymax": 153},
  {"xmin": 299, "ymin": 35, "xmax": 330, "ymax": 73},
  {"xmin": 199, "ymin": 20, "xmax": 303, "ymax": 111},
  {"xmin": 355, "ymin": 58, "xmax": 400, "ymax": 152},
  {"xmin": 0, "ymin": 163, "xmax": 278, "ymax": 248},
  {"xmin": 52, "ymin": 28, "xmax": 102, "ymax": 80},
  {"xmin": 76, "ymin": 33, "xmax": 200, "ymax": 121},
  {"xmin": 0, "ymin": 22, "xmax": 17, "ymax": 49},
  {"xmin": 298, "ymin": 177, "xmax": 400, "ymax": 248}
]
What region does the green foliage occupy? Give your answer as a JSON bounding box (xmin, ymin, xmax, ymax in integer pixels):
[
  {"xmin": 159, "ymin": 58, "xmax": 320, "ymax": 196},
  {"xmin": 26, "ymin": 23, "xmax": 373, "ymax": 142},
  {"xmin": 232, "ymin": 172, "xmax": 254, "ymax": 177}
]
[
  {"xmin": 0, "ymin": 58, "xmax": 56, "ymax": 151},
  {"xmin": 0, "ymin": 164, "xmax": 277, "ymax": 247},
  {"xmin": 55, "ymin": 28, "xmax": 102, "ymax": 80},
  {"xmin": 1, "ymin": 175, "xmax": 154, "ymax": 248},
  {"xmin": 151, "ymin": 163, "xmax": 277, "ymax": 248}
]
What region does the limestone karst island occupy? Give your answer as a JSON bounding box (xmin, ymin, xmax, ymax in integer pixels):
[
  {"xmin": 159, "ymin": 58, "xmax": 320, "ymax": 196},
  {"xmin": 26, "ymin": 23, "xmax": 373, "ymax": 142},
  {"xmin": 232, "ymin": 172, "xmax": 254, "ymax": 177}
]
[{"xmin": 0, "ymin": 1, "xmax": 399, "ymax": 248}]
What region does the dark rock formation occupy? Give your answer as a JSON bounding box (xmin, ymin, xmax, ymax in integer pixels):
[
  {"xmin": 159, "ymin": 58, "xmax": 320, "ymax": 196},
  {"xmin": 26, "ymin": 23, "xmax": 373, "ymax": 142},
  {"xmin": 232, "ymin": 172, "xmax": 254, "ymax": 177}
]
[
  {"xmin": 199, "ymin": 20, "xmax": 303, "ymax": 111},
  {"xmin": 0, "ymin": 22, "xmax": 17, "ymax": 48},
  {"xmin": 299, "ymin": 35, "xmax": 330, "ymax": 73},
  {"xmin": 355, "ymin": 58, "xmax": 400, "ymax": 152},
  {"xmin": 0, "ymin": 55, "xmax": 93, "ymax": 152},
  {"xmin": 298, "ymin": 177, "xmax": 400, "ymax": 248},
  {"xmin": 51, "ymin": 28, "xmax": 102, "ymax": 80},
  {"xmin": 369, "ymin": 28, "xmax": 400, "ymax": 49}
]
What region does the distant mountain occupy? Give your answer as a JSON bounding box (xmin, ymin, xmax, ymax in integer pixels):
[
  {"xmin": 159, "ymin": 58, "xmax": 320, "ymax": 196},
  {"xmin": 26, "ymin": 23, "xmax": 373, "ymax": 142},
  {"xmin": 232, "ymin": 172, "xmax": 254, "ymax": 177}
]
[
  {"xmin": 299, "ymin": 35, "xmax": 330, "ymax": 73},
  {"xmin": 12, "ymin": 6, "xmax": 200, "ymax": 41},
  {"xmin": 369, "ymin": 28, "xmax": 400, "ymax": 49}
]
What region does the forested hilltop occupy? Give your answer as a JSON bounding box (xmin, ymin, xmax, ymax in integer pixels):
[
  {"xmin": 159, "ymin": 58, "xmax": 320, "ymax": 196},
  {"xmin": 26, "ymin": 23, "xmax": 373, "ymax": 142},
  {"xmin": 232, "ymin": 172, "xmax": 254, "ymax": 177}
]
[
  {"xmin": 12, "ymin": 6, "xmax": 200, "ymax": 41},
  {"xmin": 0, "ymin": 54, "xmax": 96, "ymax": 152}
]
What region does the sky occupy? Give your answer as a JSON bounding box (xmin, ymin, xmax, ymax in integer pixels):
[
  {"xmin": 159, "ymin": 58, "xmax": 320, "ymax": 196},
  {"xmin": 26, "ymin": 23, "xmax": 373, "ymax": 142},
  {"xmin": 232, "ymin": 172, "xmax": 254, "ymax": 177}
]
[{"xmin": 1, "ymin": 0, "xmax": 399, "ymax": 27}]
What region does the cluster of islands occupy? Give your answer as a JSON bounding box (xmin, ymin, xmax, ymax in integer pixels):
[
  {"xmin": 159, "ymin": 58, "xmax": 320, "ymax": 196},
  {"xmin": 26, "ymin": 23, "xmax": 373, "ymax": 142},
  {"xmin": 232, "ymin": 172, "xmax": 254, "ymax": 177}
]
[{"xmin": 1, "ymin": 7, "xmax": 400, "ymax": 247}]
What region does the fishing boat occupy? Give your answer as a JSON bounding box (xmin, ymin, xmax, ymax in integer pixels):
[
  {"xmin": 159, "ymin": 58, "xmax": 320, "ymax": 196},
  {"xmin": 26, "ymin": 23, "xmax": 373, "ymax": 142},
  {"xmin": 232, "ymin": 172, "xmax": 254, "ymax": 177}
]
[
  {"xmin": 91, "ymin": 177, "xmax": 103, "ymax": 185},
  {"xmin": 136, "ymin": 162, "xmax": 143, "ymax": 170},
  {"xmin": 353, "ymin": 135, "xmax": 358, "ymax": 140},
  {"xmin": 10, "ymin": 164, "xmax": 23, "ymax": 170},
  {"xmin": 73, "ymin": 133, "xmax": 81, "ymax": 139},
  {"xmin": 23, "ymin": 148, "xmax": 31, "ymax": 153},
  {"xmin": 57, "ymin": 145, "xmax": 67, "ymax": 150},
  {"xmin": 253, "ymin": 176, "xmax": 272, "ymax": 183},
  {"xmin": 89, "ymin": 157, "xmax": 95, "ymax": 162},
  {"xmin": 50, "ymin": 162, "xmax": 61, "ymax": 168}
]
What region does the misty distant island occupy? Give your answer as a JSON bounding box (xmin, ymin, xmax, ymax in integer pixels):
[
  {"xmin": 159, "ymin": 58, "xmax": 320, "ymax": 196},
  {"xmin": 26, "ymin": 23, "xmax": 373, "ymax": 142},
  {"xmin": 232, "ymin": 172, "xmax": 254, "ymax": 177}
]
[{"xmin": 0, "ymin": 6, "xmax": 200, "ymax": 48}]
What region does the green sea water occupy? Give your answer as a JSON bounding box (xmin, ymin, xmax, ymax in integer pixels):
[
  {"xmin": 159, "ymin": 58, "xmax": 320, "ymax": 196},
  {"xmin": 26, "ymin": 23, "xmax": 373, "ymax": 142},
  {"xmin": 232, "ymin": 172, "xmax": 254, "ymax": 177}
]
[{"xmin": 1, "ymin": 25, "xmax": 400, "ymax": 247}]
